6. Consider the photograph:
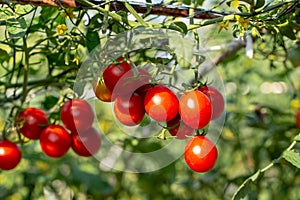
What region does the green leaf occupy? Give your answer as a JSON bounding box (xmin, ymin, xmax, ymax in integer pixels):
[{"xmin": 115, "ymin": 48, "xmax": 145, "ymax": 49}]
[
  {"xmin": 42, "ymin": 95, "xmax": 59, "ymax": 110},
  {"xmin": 15, "ymin": 5, "xmax": 34, "ymax": 15},
  {"xmin": 232, "ymin": 170, "xmax": 264, "ymax": 200},
  {"xmin": 86, "ymin": 31, "xmax": 100, "ymax": 52},
  {"xmin": 6, "ymin": 17, "xmax": 28, "ymax": 39},
  {"xmin": 173, "ymin": 21, "xmax": 188, "ymax": 34},
  {"xmin": 0, "ymin": 48, "xmax": 8, "ymax": 61},
  {"xmin": 169, "ymin": 35, "xmax": 194, "ymax": 68},
  {"xmin": 294, "ymin": 135, "xmax": 300, "ymax": 142},
  {"xmin": 279, "ymin": 24, "xmax": 296, "ymax": 40},
  {"xmin": 282, "ymin": 150, "xmax": 300, "ymax": 169}
]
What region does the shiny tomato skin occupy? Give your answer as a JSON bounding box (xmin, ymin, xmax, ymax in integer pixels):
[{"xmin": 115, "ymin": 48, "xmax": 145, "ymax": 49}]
[
  {"xmin": 179, "ymin": 90, "xmax": 212, "ymax": 129},
  {"xmin": 296, "ymin": 108, "xmax": 300, "ymax": 129},
  {"xmin": 94, "ymin": 81, "xmax": 113, "ymax": 102},
  {"xmin": 60, "ymin": 99, "xmax": 94, "ymax": 133},
  {"xmin": 102, "ymin": 57, "xmax": 132, "ymax": 93},
  {"xmin": 71, "ymin": 127, "xmax": 101, "ymax": 157},
  {"xmin": 167, "ymin": 114, "xmax": 194, "ymax": 139},
  {"xmin": 199, "ymin": 86, "xmax": 225, "ymax": 120},
  {"xmin": 0, "ymin": 140, "xmax": 22, "ymax": 170},
  {"xmin": 184, "ymin": 136, "xmax": 218, "ymax": 172},
  {"xmin": 135, "ymin": 83, "xmax": 153, "ymax": 99},
  {"xmin": 40, "ymin": 125, "xmax": 71, "ymax": 158},
  {"xmin": 17, "ymin": 107, "xmax": 48, "ymax": 140},
  {"xmin": 144, "ymin": 85, "xmax": 179, "ymax": 122},
  {"xmin": 112, "ymin": 68, "xmax": 151, "ymax": 98},
  {"xmin": 114, "ymin": 93, "xmax": 145, "ymax": 126}
]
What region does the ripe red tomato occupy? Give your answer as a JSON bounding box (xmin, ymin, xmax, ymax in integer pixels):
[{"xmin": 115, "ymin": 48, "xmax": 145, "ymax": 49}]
[
  {"xmin": 0, "ymin": 140, "xmax": 22, "ymax": 170},
  {"xmin": 179, "ymin": 90, "xmax": 212, "ymax": 129},
  {"xmin": 199, "ymin": 85, "xmax": 225, "ymax": 120},
  {"xmin": 103, "ymin": 57, "xmax": 132, "ymax": 93},
  {"xmin": 17, "ymin": 107, "xmax": 48, "ymax": 140},
  {"xmin": 39, "ymin": 125, "xmax": 71, "ymax": 158},
  {"xmin": 167, "ymin": 114, "xmax": 194, "ymax": 139},
  {"xmin": 144, "ymin": 85, "xmax": 179, "ymax": 122},
  {"xmin": 184, "ymin": 136, "xmax": 218, "ymax": 172},
  {"xmin": 60, "ymin": 99, "xmax": 94, "ymax": 132},
  {"xmin": 71, "ymin": 127, "xmax": 101, "ymax": 157},
  {"xmin": 94, "ymin": 80, "xmax": 113, "ymax": 102},
  {"xmin": 114, "ymin": 93, "xmax": 145, "ymax": 126},
  {"xmin": 296, "ymin": 107, "xmax": 300, "ymax": 129},
  {"xmin": 135, "ymin": 83, "xmax": 153, "ymax": 99},
  {"xmin": 112, "ymin": 68, "xmax": 151, "ymax": 98}
]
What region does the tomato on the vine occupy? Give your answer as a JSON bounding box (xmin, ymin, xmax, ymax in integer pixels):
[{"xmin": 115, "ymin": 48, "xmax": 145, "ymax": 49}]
[
  {"xmin": 60, "ymin": 99, "xmax": 94, "ymax": 132},
  {"xmin": 39, "ymin": 125, "xmax": 71, "ymax": 158},
  {"xmin": 17, "ymin": 107, "xmax": 48, "ymax": 140},
  {"xmin": 0, "ymin": 140, "xmax": 22, "ymax": 170},
  {"xmin": 179, "ymin": 90, "xmax": 212, "ymax": 129},
  {"xmin": 167, "ymin": 114, "xmax": 194, "ymax": 139},
  {"xmin": 71, "ymin": 127, "xmax": 101, "ymax": 157},
  {"xmin": 113, "ymin": 68, "xmax": 151, "ymax": 98},
  {"xmin": 102, "ymin": 57, "xmax": 132, "ymax": 93},
  {"xmin": 184, "ymin": 136, "xmax": 218, "ymax": 172},
  {"xmin": 144, "ymin": 85, "xmax": 179, "ymax": 122},
  {"xmin": 296, "ymin": 107, "xmax": 300, "ymax": 129},
  {"xmin": 114, "ymin": 93, "xmax": 145, "ymax": 126},
  {"xmin": 94, "ymin": 80, "xmax": 113, "ymax": 102},
  {"xmin": 199, "ymin": 85, "xmax": 225, "ymax": 120}
]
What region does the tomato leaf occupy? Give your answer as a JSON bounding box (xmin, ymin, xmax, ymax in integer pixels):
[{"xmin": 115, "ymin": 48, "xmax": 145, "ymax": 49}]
[
  {"xmin": 282, "ymin": 150, "xmax": 300, "ymax": 169},
  {"xmin": 294, "ymin": 135, "xmax": 300, "ymax": 142},
  {"xmin": 6, "ymin": 17, "xmax": 28, "ymax": 39},
  {"xmin": 232, "ymin": 170, "xmax": 264, "ymax": 200}
]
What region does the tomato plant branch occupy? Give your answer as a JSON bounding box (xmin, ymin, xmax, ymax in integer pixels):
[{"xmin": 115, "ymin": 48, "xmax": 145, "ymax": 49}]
[{"xmin": 21, "ymin": 36, "xmax": 29, "ymax": 105}]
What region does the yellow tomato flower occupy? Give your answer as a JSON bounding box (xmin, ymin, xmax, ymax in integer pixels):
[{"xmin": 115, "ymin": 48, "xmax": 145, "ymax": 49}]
[
  {"xmin": 217, "ymin": 20, "xmax": 229, "ymax": 33},
  {"xmin": 56, "ymin": 24, "xmax": 68, "ymax": 36}
]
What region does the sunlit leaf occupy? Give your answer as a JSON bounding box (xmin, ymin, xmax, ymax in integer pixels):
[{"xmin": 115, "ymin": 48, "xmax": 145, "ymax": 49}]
[
  {"xmin": 6, "ymin": 17, "xmax": 28, "ymax": 39},
  {"xmin": 282, "ymin": 150, "xmax": 300, "ymax": 169}
]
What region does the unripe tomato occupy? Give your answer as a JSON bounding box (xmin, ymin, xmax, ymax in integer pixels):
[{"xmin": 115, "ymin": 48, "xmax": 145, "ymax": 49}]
[
  {"xmin": 40, "ymin": 125, "xmax": 71, "ymax": 158},
  {"xmin": 94, "ymin": 80, "xmax": 113, "ymax": 102},
  {"xmin": 167, "ymin": 114, "xmax": 194, "ymax": 139},
  {"xmin": 17, "ymin": 107, "xmax": 48, "ymax": 140},
  {"xmin": 179, "ymin": 90, "xmax": 212, "ymax": 129},
  {"xmin": 144, "ymin": 85, "xmax": 179, "ymax": 122},
  {"xmin": 114, "ymin": 93, "xmax": 145, "ymax": 126},
  {"xmin": 71, "ymin": 127, "xmax": 101, "ymax": 157},
  {"xmin": 184, "ymin": 136, "xmax": 218, "ymax": 172},
  {"xmin": 60, "ymin": 99, "xmax": 94, "ymax": 132},
  {"xmin": 296, "ymin": 107, "xmax": 300, "ymax": 129},
  {"xmin": 103, "ymin": 57, "xmax": 132, "ymax": 93},
  {"xmin": 0, "ymin": 140, "xmax": 22, "ymax": 170},
  {"xmin": 199, "ymin": 85, "xmax": 225, "ymax": 120}
]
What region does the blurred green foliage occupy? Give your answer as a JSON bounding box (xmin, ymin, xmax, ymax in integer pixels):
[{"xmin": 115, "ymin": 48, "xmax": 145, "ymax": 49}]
[{"xmin": 0, "ymin": 0, "xmax": 300, "ymax": 200}]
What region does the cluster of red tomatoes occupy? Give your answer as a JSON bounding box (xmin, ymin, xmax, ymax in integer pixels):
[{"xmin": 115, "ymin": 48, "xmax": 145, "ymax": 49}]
[
  {"xmin": 94, "ymin": 57, "xmax": 225, "ymax": 172},
  {"xmin": 0, "ymin": 99, "xmax": 101, "ymax": 170}
]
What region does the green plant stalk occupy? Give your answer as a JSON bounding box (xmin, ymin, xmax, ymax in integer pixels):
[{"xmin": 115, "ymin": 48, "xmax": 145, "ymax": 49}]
[
  {"xmin": 124, "ymin": 2, "xmax": 149, "ymax": 27},
  {"xmin": 21, "ymin": 36, "xmax": 29, "ymax": 104},
  {"xmin": 188, "ymin": 15, "xmax": 235, "ymax": 30},
  {"xmin": 75, "ymin": 0, "xmax": 139, "ymax": 27}
]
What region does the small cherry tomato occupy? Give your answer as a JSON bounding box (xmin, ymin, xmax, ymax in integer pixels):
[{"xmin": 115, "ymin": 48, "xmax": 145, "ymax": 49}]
[
  {"xmin": 112, "ymin": 68, "xmax": 151, "ymax": 98},
  {"xmin": 17, "ymin": 107, "xmax": 48, "ymax": 140},
  {"xmin": 40, "ymin": 125, "xmax": 71, "ymax": 158},
  {"xmin": 0, "ymin": 140, "xmax": 22, "ymax": 170},
  {"xmin": 184, "ymin": 135, "xmax": 218, "ymax": 172},
  {"xmin": 94, "ymin": 80, "xmax": 113, "ymax": 102},
  {"xmin": 103, "ymin": 57, "xmax": 132, "ymax": 93},
  {"xmin": 199, "ymin": 85, "xmax": 225, "ymax": 120},
  {"xmin": 179, "ymin": 90, "xmax": 212, "ymax": 129},
  {"xmin": 296, "ymin": 107, "xmax": 300, "ymax": 129},
  {"xmin": 71, "ymin": 127, "xmax": 101, "ymax": 157},
  {"xmin": 114, "ymin": 93, "xmax": 145, "ymax": 126},
  {"xmin": 144, "ymin": 85, "xmax": 179, "ymax": 122},
  {"xmin": 167, "ymin": 114, "xmax": 194, "ymax": 139},
  {"xmin": 60, "ymin": 99, "xmax": 94, "ymax": 132}
]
